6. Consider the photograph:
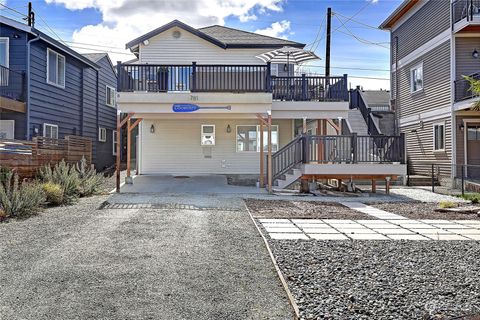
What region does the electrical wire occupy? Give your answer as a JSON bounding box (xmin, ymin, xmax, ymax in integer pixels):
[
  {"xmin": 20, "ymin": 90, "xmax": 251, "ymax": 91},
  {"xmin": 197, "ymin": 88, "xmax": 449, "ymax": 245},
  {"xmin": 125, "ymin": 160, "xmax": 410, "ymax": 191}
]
[
  {"xmin": 307, "ymin": 12, "xmax": 326, "ymax": 52},
  {"xmin": 302, "ymin": 65, "xmax": 389, "ymax": 72},
  {"xmin": 0, "ymin": 3, "xmax": 28, "ymax": 18},
  {"xmin": 333, "ymin": 11, "xmax": 383, "ymax": 31},
  {"xmin": 333, "ymin": 15, "xmax": 389, "ymax": 49},
  {"xmin": 67, "ymin": 45, "xmax": 134, "ymax": 56},
  {"xmin": 36, "ymin": 14, "xmax": 69, "ymax": 46}
]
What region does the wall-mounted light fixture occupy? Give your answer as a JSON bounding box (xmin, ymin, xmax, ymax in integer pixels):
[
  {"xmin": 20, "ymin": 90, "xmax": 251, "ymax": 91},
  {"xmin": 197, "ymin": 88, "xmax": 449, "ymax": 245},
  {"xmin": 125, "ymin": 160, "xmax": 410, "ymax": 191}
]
[
  {"xmin": 143, "ymin": 39, "xmax": 150, "ymax": 46},
  {"xmin": 226, "ymin": 124, "xmax": 231, "ymax": 133},
  {"xmin": 419, "ymin": 120, "xmax": 424, "ymax": 130},
  {"xmin": 150, "ymin": 124, "xmax": 155, "ymax": 133},
  {"xmin": 459, "ymin": 122, "xmax": 465, "ymax": 131},
  {"xmin": 12, "ymin": 33, "xmax": 20, "ymax": 39},
  {"xmin": 473, "ymin": 48, "xmax": 479, "ymax": 59}
]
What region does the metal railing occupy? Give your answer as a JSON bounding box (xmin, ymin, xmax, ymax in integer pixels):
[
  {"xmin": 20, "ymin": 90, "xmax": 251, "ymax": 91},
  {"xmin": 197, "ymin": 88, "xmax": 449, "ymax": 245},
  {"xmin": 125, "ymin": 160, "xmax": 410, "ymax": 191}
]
[
  {"xmin": 271, "ymin": 134, "xmax": 406, "ymax": 180},
  {"xmin": 350, "ymin": 89, "xmax": 381, "ymax": 135},
  {"xmin": 454, "ymin": 72, "xmax": 480, "ymax": 102},
  {"xmin": 452, "ymin": 0, "xmax": 480, "ymax": 25},
  {"xmin": 271, "ymin": 74, "xmax": 348, "ymax": 101},
  {"xmin": 0, "ymin": 65, "xmax": 26, "ymax": 102},
  {"xmin": 117, "ymin": 62, "xmax": 349, "ymax": 101},
  {"xmin": 117, "ymin": 63, "xmax": 269, "ymax": 93}
]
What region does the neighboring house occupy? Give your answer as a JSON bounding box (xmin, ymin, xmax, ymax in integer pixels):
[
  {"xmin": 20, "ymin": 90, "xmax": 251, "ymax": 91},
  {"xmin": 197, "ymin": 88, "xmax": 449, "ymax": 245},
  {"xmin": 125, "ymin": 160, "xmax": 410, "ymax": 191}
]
[
  {"xmin": 380, "ymin": 0, "xmax": 480, "ymax": 184},
  {"xmin": 117, "ymin": 20, "xmax": 405, "ymax": 190},
  {"xmin": 0, "ymin": 16, "xmax": 117, "ymax": 170}
]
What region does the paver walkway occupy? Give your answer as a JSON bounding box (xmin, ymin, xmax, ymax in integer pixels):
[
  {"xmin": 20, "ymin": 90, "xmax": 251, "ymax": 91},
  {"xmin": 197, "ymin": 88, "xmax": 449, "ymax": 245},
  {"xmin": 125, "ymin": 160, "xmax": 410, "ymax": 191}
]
[{"xmin": 259, "ymin": 202, "xmax": 480, "ymax": 241}]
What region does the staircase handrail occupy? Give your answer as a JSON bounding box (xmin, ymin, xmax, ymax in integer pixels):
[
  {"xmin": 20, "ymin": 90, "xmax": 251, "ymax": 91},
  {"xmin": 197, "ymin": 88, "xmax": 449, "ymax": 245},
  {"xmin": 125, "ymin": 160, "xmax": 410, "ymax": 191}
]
[{"xmin": 270, "ymin": 135, "xmax": 304, "ymax": 180}]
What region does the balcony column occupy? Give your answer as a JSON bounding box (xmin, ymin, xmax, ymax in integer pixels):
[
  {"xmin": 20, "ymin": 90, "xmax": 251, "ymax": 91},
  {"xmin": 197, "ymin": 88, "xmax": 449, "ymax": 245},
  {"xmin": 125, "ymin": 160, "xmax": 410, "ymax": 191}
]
[
  {"xmin": 267, "ymin": 111, "xmax": 273, "ymax": 194},
  {"xmin": 127, "ymin": 117, "xmax": 143, "ymax": 183},
  {"xmin": 116, "ymin": 112, "xmax": 134, "ymax": 193}
]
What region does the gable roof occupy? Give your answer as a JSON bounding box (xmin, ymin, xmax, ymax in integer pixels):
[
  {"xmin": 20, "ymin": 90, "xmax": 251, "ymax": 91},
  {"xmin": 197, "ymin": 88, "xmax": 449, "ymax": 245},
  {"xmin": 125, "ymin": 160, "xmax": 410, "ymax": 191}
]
[
  {"xmin": 0, "ymin": 15, "xmax": 99, "ymax": 69},
  {"xmin": 125, "ymin": 19, "xmax": 305, "ymax": 51},
  {"xmin": 379, "ymin": 0, "xmax": 419, "ymax": 30},
  {"xmin": 198, "ymin": 25, "xmax": 305, "ymax": 48},
  {"xmin": 359, "ymin": 90, "xmax": 390, "ymax": 109},
  {"xmin": 82, "ymin": 53, "xmax": 117, "ymax": 76}
]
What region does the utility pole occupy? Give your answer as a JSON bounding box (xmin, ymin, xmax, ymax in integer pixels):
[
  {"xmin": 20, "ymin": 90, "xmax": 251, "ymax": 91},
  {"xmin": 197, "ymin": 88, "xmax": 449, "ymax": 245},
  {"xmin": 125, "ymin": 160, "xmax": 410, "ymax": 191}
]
[
  {"xmin": 325, "ymin": 7, "xmax": 332, "ymax": 77},
  {"xmin": 27, "ymin": 2, "xmax": 34, "ymax": 27}
]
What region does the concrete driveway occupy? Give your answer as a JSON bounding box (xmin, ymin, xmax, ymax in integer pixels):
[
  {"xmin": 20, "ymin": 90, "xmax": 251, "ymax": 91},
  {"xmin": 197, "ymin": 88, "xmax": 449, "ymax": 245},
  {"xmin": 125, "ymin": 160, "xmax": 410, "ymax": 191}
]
[
  {"xmin": 120, "ymin": 175, "xmax": 265, "ymax": 194},
  {"xmin": 0, "ymin": 194, "xmax": 293, "ymax": 320}
]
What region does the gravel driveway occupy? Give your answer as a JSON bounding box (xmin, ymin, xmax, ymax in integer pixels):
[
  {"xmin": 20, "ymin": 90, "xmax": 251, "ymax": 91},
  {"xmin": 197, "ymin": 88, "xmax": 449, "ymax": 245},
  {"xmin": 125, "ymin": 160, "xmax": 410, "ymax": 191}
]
[{"xmin": 0, "ymin": 195, "xmax": 293, "ymax": 320}]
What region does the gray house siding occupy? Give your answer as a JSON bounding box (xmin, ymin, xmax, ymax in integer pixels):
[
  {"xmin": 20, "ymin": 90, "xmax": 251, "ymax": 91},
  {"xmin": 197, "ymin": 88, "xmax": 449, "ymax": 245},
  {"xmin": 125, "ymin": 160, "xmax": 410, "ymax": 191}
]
[
  {"xmin": 455, "ymin": 37, "xmax": 480, "ymax": 79},
  {"xmin": 391, "ymin": 0, "xmax": 450, "ymax": 60},
  {"xmin": 397, "ymin": 41, "xmax": 451, "ymax": 119}
]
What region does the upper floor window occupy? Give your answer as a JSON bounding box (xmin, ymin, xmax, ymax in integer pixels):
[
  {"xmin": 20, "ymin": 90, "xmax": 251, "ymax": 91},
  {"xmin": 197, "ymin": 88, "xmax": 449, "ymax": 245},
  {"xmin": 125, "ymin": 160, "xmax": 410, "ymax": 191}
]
[
  {"xmin": 106, "ymin": 85, "xmax": 116, "ymax": 107},
  {"xmin": 43, "ymin": 123, "xmax": 59, "ymax": 139},
  {"xmin": 433, "ymin": 123, "xmax": 445, "ymax": 151},
  {"xmin": 410, "ymin": 63, "xmax": 423, "ymax": 93},
  {"xmin": 47, "ymin": 48, "xmax": 65, "ymax": 88},
  {"xmin": 0, "ymin": 38, "xmax": 9, "ymax": 68}
]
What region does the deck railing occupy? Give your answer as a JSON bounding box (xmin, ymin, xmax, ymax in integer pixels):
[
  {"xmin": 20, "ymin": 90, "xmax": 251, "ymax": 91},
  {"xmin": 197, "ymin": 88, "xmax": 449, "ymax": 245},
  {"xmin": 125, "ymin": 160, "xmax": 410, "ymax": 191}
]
[
  {"xmin": 452, "ymin": 0, "xmax": 480, "ymax": 25},
  {"xmin": 117, "ymin": 62, "xmax": 349, "ymax": 101},
  {"xmin": 0, "ymin": 65, "xmax": 26, "ymax": 102},
  {"xmin": 350, "ymin": 89, "xmax": 381, "ymax": 135},
  {"xmin": 271, "ymin": 134, "xmax": 406, "ymax": 180},
  {"xmin": 454, "ymin": 72, "xmax": 480, "ymax": 102}
]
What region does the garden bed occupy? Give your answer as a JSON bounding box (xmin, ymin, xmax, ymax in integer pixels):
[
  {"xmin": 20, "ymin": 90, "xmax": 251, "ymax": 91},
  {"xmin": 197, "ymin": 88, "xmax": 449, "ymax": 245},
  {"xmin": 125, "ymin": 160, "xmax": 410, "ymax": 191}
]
[
  {"xmin": 268, "ymin": 239, "xmax": 480, "ymax": 319},
  {"xmin": 244, "ymin": 199, "xmax": 376, "ymax": 219},
  {"xmin": 372, "ymin": 202, "xmax": 480, "ymax": 220}
]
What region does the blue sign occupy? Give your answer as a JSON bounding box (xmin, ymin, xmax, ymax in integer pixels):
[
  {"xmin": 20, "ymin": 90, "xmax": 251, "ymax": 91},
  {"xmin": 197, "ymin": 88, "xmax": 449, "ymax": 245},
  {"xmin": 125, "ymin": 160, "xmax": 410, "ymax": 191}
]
[{"xmin": 172, "ymin": 104, "xmax": 231, "ymax": 112}]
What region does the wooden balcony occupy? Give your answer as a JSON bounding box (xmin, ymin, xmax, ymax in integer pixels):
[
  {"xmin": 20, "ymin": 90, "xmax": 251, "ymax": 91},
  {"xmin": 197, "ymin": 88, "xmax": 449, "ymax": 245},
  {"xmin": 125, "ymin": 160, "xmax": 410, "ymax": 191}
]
[
  {"xmin": 0, "ymin": 65, "xmax": 26, "ymax": 113},
  {"xmin": 117, "ymin": 63, "xmax": 349, "ymax": 102},
  {"xmin": 454, "ymin": 72, "xmax": 480, "ymax": 102},
  {"xmin": 452, "ymin": 0, "xmax": 480, "ymax": 32}
]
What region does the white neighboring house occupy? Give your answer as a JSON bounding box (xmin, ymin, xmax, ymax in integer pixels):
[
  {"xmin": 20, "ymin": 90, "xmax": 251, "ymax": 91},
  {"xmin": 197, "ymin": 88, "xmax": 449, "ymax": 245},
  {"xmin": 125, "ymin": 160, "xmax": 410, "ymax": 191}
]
[{"xmin": 117, "ymin": 20, "xmax": 406, "ymax": 191}]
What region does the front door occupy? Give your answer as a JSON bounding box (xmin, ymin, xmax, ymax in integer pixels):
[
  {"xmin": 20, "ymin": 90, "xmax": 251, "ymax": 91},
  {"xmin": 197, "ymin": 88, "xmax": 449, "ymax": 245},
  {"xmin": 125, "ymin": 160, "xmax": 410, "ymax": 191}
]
[{"xmin": 467, "ymin": 124, "xmax": 480, "ymax": 179}]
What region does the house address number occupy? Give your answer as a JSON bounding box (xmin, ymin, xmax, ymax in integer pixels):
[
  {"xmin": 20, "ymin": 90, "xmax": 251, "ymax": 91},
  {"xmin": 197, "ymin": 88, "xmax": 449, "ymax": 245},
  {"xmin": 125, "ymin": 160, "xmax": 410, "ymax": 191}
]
[{"xmin": 190, "ymin": 95, "xmax": 199, "ymax": 101}]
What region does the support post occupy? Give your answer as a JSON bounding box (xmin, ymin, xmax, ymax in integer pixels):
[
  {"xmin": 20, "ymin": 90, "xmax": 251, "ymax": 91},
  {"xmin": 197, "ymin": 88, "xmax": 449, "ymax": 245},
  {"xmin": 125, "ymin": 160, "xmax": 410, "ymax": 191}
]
[
  {"xmin": 431, "ymin": 164, "xmax": 435, "ymax": 193},
  {"xmin": 260, "ymin": 119, "xmax": 265, "ymax": 188},
  {"xmin": 302, "ymin": 117, "xmax": 307, "ymax": 134},
  {"xmin": 191, "ymin": 62, "xmax": 197, "ymax": 92},
  {"xmin": 371, "ymin": 179, "xmax": 376, "ymax": 193},
  {"xmin": 126, "ymin": 117, "xmax": 132, "ymax": 179},
  {"xmin": 317, "ymin": 119, "xmax": 322, "ymax": 163},
  {"xmin": 267, "ymin": 112, "xmax": 273, "ymax": 193},
  {"xmin": 461, "ymin": 165, "xmax": 465, "ymax": 196},
  {"xmin": 385, "ymin": 177, "xmax": 391, "ymax": 195},
  {"xmin": 325, "ymin": 7, "xmax": 332, "ymax": 78},
  {"xmin": 115, "ymin": 113, "xmax": 121, "ymax": 193}
]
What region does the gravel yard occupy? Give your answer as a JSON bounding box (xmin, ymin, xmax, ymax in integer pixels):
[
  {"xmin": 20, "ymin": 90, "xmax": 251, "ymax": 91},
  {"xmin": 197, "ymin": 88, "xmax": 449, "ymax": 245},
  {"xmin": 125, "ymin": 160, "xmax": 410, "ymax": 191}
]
[
  {"xmin": 245, "ymin": 199, "xmax": 376, "ymax": 219},
  {"xmin": 268, "ymin": 240, "xmax": 480, "ymax": 319},
  {"xmin": 372, "ymin": 202, "xmax": 480, "ymax": 220}
]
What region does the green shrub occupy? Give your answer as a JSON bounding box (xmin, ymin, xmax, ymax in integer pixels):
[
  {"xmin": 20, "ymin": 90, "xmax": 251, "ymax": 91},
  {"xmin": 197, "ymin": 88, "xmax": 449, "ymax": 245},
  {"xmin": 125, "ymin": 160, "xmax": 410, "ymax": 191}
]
[
  {"xmin": 439, "ymin": 200, "xmax": 457, "ymax": 209},
  {"xmin": 42, "ymin": 182, "xmax": 64, "ymax": 205},
  {"xmin": 39, "ymin": 160, "xmax": 80, "ymax": 204},
  {"xmin": 0, "ymin": 167, "xmax": 12, "ymax": 185},
  {"xmin": 0, "ymin": 171, "xmax": 45, "ymax": 218},
  {"xmin": 457, "ymin": 193, "xmax": 480, "ymax": 204},
  {"xmin": 76, "ymin": 157, "xmax": 105, "ymax": 197}
]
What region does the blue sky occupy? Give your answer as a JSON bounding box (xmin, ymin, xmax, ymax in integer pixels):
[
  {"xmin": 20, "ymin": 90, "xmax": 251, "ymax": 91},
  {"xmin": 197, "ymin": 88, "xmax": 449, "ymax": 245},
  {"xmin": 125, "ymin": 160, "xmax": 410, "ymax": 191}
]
[{"xmin": 1, "ymin": 0, "xmax": 403, "ymax": 89}]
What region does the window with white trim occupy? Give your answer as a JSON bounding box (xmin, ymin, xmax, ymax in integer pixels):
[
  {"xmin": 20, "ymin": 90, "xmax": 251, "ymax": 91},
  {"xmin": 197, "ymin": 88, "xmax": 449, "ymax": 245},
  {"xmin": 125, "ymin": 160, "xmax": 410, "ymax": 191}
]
[
  {"xmin": 0, "ymin": 38, "xmax": 9, "ymax": 86},
  {"xmin": 433, "ymin": 123, "xmax": 445, "ymax": 151},
  {"xmin": 47, "ymin": 48, "xmax": 65, "ymax": 87},
  {"xmin": 43, "ymin": 123, "xmax": 58, "ymax": 139},
  {"xmin": 106, "ymin": 85, "xmax": 116, "ymax": 107},
  {"xmin": 410, "ymin": 63, "xmax": 423, "ymax": 93},
  {"xmin": 236, "ymin": 125, "xmax": 279, "ymax": 152},
  {"xmin": 112, "ymin": 130, "xmax": 118, "ymax": 155},
  {"xmin": 99, "ymin": 127, "xmax": 107, "ymax": 142}
]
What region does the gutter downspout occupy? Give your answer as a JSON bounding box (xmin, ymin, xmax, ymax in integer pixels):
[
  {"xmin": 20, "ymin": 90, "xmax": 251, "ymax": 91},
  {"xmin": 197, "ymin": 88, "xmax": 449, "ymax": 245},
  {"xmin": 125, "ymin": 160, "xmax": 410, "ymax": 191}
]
[{"xmin": 26, "ymin": 32, "xmax": 41, "ymax": 140}]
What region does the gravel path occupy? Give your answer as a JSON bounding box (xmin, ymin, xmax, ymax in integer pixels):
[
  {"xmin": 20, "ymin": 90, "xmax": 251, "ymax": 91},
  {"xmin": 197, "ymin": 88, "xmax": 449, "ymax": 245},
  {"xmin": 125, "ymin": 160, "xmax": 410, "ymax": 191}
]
[
  {"xmin": 372, "ymin": 202, "xmax": 480, "ymax": 220},
  {"xmin": 0, "ymin": 194, "xmax": 293, "ymax": 320},
  {"xmin": 390, "ymin": 188, "xmax": 468, "ymax": 203},
  {"xmin": 245, "ymin": 199, "xmax": 375, "ymax": 219},
  {"xmin": 268, "ymin": 240, "xmax": 480, "ymax": 319}
]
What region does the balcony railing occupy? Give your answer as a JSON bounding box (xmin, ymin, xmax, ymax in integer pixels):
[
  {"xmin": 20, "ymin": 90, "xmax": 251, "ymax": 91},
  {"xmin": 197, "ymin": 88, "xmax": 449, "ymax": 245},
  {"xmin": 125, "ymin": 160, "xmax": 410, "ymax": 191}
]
[
  {"xmin": 454, "ymin": 72, "xmax": 480, "ymax": 102},
  {"xmin": 452, "ymin": 0, "xmax": 480, "ymax": 25},
  {"xmin": 117, "ymin": 62, "xmax": 349, "ymax": 102},
  {"xmin": 0, "ymin": 65, "xmax": 26, "ymax": 102}
]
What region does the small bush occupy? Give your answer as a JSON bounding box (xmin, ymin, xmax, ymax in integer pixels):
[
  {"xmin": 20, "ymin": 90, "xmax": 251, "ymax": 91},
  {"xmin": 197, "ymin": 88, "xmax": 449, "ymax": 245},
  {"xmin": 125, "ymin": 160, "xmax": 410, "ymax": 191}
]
[
  {"xmin": 42, "ymin": 182, "xmax": 64, "ymax": 205},
  {"xmin": 439, "ymin": 201, "xmax": 457, "ymax": 209},
  {"xmin": 39, "ymin": 160, "xmax": 80, "ymax": 204},
  {"xmin": 0, "ymin": 171, "xmax": 45, "ymax": 218},
  {"xmin": 76, "ymin": 157, "xmax": 105, "ymax": 197},
  {"xmin": 459, "ymin": 193, "xmax": 480, "ymax": 204}
]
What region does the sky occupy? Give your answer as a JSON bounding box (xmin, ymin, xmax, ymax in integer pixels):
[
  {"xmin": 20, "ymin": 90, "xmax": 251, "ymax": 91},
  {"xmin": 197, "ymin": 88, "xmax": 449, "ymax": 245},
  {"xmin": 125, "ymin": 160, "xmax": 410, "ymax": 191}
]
[{"xmin": 1, "ymin": 0, "xmax": 403, "ymax": 90}]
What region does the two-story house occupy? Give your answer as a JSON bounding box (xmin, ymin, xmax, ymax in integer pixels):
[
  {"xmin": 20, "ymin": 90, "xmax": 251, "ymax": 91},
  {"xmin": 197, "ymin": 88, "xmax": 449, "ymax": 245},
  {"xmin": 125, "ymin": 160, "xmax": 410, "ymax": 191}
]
[
  {"xmin": 116, "ymin": 20, "xmax": 406, "ymax": 192},
  {"xmin": 380, "ymin": 0, "xmax": 480, "ymax": 185},
  {"xmin": 0, "ymin": 16, "xmax": 117, "ymax": 170}
]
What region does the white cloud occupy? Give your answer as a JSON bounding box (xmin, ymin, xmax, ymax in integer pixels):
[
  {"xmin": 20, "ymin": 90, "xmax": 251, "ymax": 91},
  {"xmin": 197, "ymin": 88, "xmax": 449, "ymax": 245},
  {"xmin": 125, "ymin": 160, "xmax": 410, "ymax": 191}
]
[
  {"xmin": 44, "ymin": 0, "xmax": 286, "ymax": 62},
  {"xmin": 254, "ymin": 20, "xmax": 291, "ymax": 39}
]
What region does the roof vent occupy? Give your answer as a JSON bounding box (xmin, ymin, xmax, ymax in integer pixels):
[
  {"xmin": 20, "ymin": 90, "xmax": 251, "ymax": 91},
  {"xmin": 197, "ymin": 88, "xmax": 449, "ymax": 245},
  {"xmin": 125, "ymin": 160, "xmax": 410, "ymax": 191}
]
[{"xmin": 172, "ymin": 30, "xmax": 181, "ymax": 39}]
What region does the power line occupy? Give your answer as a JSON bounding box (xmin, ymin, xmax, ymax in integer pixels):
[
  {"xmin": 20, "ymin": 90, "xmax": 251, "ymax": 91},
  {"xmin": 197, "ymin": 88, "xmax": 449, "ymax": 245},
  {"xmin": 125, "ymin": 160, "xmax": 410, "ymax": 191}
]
[
  {"xmin": 63, "ymin": 40, "xmax": 125, "ymax": 50},
  {"xmin": 307, "ymin": 12, "xmax": 326, "ymax": 52},
  {"xmin": 348, "ymin": 75, "xmax": 390, "ymax": 81},
  {"xmin": 333, "ymin": 11, "xmax": 382, "ymax": 31},
  {"xmin": 332, "ymin": 1, "xmax": 371, "ymax": 34},
  {"xmin": 0, "ymin": 3, "xmax": 28, "ymax": 18},
  {"xmin": 67, "ymin": 45, "xmax": 135, "ymax": 56},
  {"xmin": 302, "ymin": 65, "xmax": 389, "ymax": 72},
  {"xmin": 36, "ymin": 14, "xmax": 68, "ymax": 46},
  {"xmin": 333, "ymin": 15, "xmax": 389, "ymax": 49}
]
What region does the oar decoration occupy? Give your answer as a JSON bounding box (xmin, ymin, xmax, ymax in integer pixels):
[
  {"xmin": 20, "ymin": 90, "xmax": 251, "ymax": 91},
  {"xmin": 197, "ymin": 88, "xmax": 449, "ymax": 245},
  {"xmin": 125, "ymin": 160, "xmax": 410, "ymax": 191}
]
[{"xmin": 172, "ymin": 103, "xmax": 231, "ymax": 113}]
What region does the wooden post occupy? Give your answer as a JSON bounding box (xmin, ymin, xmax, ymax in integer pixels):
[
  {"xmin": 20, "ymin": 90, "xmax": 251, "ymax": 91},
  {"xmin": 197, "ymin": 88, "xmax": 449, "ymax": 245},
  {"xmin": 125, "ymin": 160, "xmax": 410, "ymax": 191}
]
[
  {"xmin": 267, "ymin": 112, "xmax": 273, "ymax": 194},
  {"xmin": 371, "ymin": 179, "xmax": 376, "ymax": 193},
  {"xmin": 385, "ymin": 177, "xmax": 390, "ymax": 195},
  {"xmin": 126, "ymin": 117, "xmax": 131, "ymax": 178},
  {"xmin": 317, "ymin": 119, "xmax": 322, "ymax": 163},
  {"xmin": 260, "ymin": 119, "xmax": 265, "ymax": 188},
  {"xmin": 115, "ymin": 113, "xmax": 121, "ymax": 192},
  {"xmin": 302, "ymin": 117, "xmax": 307, "ymax": 134}
]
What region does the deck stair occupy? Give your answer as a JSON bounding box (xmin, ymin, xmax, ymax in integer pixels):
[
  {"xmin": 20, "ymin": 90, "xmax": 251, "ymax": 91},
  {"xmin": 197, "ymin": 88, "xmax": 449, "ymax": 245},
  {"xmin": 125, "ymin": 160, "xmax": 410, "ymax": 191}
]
[
  {"xmin": 274, "ymin": 167, "xmax": 302, "ymax": 189},
  {"xmin": 347, "ymin": 109, "xmax": 369, "ymax": 135}
]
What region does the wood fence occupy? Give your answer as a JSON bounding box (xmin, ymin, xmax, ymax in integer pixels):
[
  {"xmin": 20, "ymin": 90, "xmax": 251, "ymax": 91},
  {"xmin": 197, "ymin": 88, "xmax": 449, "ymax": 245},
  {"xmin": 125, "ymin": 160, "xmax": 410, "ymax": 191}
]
[{"xmin": 0, "ymin": 136, "xmax": 92, "ymax": 178}]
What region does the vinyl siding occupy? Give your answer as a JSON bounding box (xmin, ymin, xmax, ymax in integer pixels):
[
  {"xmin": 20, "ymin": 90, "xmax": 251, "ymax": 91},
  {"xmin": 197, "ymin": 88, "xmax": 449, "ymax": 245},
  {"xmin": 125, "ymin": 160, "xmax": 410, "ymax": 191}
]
[
  {"xmin": 455, "ymin": 37, "xmax": 480, "ymax": 79},
  {"xmin": 139, "ymin": 119, "xmax": 293, "ymax": 175},
  {"xmin": 403, "ymin": 116, "xmax": 452, "ymax": 176},
  {"xmin": 140, "ymin": 26, "xmax": 270, "ymax": 65},
  {"xmin": 392, "ymin": 0, "xmax": 450, "ymax": 60},
  {"xmin": 397, "ymin": 41, "xmax": 451, "ymax": 119}
]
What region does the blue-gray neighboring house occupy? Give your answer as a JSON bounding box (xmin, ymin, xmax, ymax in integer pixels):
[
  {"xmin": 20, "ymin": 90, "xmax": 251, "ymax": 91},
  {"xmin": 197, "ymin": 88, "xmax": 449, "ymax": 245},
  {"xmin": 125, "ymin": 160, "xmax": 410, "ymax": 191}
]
[{"xmin": 0, "ymin": 16, "xmax": 117, "ymax": 170}]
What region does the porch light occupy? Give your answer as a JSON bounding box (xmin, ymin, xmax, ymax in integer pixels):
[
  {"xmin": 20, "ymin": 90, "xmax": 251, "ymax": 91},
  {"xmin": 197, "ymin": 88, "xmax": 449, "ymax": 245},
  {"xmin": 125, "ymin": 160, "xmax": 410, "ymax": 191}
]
[
  {"xmin": 150, "ymin": 124, "xmax": 155, "ymax": 133},
  {"xmin": 226, "ymin": 124, "xmax": 232, "ymax": 133},
  {"xmin": 473, "ymin": 49, "xmax": 479, "ymax": 59},
  {"xmin": 459, "ymin": 122, "xmax": 465, "ymax": 131}
]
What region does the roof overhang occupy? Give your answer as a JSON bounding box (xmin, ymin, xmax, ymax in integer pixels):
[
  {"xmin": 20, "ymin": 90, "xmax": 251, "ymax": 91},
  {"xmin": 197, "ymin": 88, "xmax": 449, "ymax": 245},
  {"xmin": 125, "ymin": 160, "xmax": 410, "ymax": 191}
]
[{"xmin": 379, "ymin": 0, "xmax": 420, "ymax": 30}]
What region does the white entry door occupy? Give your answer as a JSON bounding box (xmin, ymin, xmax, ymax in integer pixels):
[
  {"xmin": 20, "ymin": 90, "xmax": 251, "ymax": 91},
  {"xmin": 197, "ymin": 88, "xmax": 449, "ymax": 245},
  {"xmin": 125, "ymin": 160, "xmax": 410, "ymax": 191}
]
[{"xmin": 0, "ymin": 120, "xmax": 15, "ymax": 139}]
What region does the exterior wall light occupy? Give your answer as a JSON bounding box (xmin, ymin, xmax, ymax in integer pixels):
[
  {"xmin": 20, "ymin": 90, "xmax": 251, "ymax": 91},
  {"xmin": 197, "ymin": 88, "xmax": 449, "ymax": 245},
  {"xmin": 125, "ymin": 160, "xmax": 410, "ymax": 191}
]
[
  {"xmin": 150, "ymin": 124, "xmax": 155, "ymax": 133},
  {"xmin": 473, "ymin": 49, "xmax": 479, "ymax": 59},
  {"xmin": 459, "ymin": 122, "xmax": 465, "ymax": 131},
  {"xmin": 226, "ymin": 124, "xmax": 231, "ymax": 133}
]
